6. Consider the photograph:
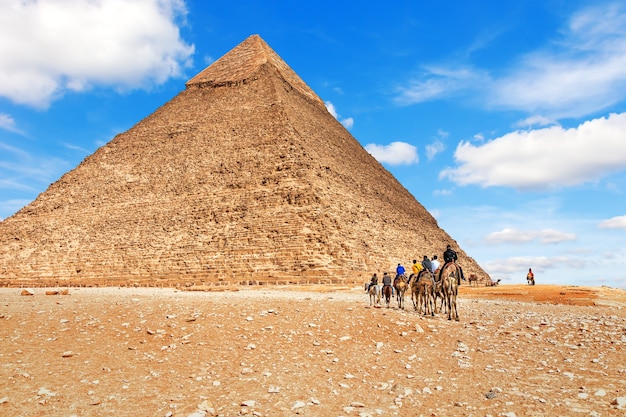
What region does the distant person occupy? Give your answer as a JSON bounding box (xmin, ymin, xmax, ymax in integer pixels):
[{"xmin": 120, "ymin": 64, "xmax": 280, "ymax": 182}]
[
  {"xmin": 422, "ymin": 255, "xmax": 433, "ymax": 273},
  {"xmin": 367, "ymin": 273, "xmax": 378, "ymax": 292},
  {"xmin": 431, "ymin": 255, "xmax": 440, "ymax": 274},
  {"xmin": 527, "ymin": 268, "xmax": 535, "ymax": 285}
]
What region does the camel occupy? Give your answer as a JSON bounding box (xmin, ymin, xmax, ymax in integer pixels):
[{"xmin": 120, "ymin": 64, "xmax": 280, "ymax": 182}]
[
  {"xmin": 440, "ymin": 262, "xmax": 460, "ymax": 321},
  {"xmin": 468, "ymin": 273, "xmax": 479, "ymax": 287},
  {"xmin": 410, "ymin": 273, "xmax": 420, "ymax": 310},
  {"xmin": 366, "ymin": 283, "xmax": 380, "ymax": 307},
  {"xmin": 433, "ymin": 278, "xmax": 446, "ymax": 314},
  {"xmin": 394, "ymin": 274, "xmax": 408, "ymax": 309},
  {"xmin": 486, "ymin": 278, "xmax": 501, "ymax": 287},
  {"xmin": 382, "ymin": 284, "xmax": 393, "ymax": 308},
  {"xmin": 415, "ymin": 270, "xmax": 435, "ymax": 316}
]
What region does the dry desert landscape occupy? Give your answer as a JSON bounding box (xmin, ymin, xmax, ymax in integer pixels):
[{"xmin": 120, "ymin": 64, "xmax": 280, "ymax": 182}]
[{"xmin": 1, "ymin": 283, "xmax": 626, "ymax": 417}]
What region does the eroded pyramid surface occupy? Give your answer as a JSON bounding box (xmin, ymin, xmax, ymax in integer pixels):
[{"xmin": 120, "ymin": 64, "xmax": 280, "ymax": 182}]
[{"xmin": 0, "ymin": 35, "xmax": 486, "ymax": 287}]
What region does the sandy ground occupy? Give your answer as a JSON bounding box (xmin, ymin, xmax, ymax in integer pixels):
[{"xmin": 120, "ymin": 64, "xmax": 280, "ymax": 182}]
[{"xmin": 1, "ymin": 284, "xmax": 625, "ymax": 417}]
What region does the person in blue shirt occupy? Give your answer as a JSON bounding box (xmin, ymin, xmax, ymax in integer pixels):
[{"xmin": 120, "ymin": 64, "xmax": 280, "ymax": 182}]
[{"xmin": 396, "ymin": 263, "xmax": 406, "ymax": 279}]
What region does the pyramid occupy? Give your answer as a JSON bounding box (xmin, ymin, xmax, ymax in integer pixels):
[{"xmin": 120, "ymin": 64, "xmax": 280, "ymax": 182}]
[{"xmin": 0, "ymin": 35, "xmax": 487, "ymax": 287}]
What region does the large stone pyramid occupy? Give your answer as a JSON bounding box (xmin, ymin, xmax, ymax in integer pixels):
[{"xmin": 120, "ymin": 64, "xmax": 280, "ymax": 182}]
[{"xmin": 0, "ymin": 35, "xmax": 487, "ymax": 287}]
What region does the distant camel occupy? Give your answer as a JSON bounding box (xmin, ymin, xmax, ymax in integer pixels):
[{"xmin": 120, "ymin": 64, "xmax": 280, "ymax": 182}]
[
  {"xmin": 468, "ymin": 274, "xmax": 479, "ymax": 287},
  {"xmin": 486, "ymin": 278, "xmax": 501, "ymax": 287}
]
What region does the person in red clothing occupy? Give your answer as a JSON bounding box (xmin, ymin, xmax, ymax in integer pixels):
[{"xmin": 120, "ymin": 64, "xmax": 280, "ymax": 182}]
[{"xmin": 527, "ymin": 268, "xmax": 535, "ymax": 285}]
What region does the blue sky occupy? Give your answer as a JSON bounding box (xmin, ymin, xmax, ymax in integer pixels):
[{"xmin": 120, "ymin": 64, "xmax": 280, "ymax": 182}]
[{"xmin": 1, "ymin": 0, "xmax": 626, "ymax": 289}]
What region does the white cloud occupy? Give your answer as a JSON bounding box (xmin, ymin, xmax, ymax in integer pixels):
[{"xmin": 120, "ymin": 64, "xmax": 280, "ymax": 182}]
[
  {"xmin": 395, "ymin": 66, "xmax": 487, "ymax": 105},
  {"xmin": 324, "ymin": 100, "xmax": 354, "ymax": 129},
  {"xmin": 484, "ymin": 228, "xmax": 576, "ymax": 245},
  {"xmin": 364, "ymin": 142, "xmax": 419, "ymax": 166},
  {"xmin": 395, "ymin": 4, "xmax": 626, "ymax": 119},
  {"xmin": 425, "ymin": 140, "xmax": 445, "ymax": 161},
  {"xmin": 440, "ymin": 112, "xmax": 626, "ymax": 190},
  {"xmin": 341, "ymin": 117, "xmax": 354, "ymax": 129},
  {"xmin": 491, "ymin": 3, "xmax": 626, "ymax": 118},
  {"xmin": 483, "ymin": 255, "xmax": 584, "ymax": 275},
  {"xmin": 433, "ymin": 189, "xmax": 452, "ymax": 196},
  {"xmin": 0, "ymin": 113, "xmax": 24, "ymax": 134},
  {"xmin": 513, "ymin": 115, "xmax": 558, "ymax": 129},
  {"xmin": 0, "ymin": 0, "xmax": 194, "ymax": 108},
  {"xmin": 0, "ymin": 142, "xmax": 70, "ymax": 191},
  {"xmin": 598, "ymin": 215, "xmax": 626, "ymax": 230}
]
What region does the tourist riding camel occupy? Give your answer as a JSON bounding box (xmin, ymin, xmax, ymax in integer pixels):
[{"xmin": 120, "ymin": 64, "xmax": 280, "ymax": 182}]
[
  {"xmin": 366, "ymin": 273, "xmax": 378, "ymax": 292},
  {"xmin": 439, "ymin": 245, "xmax": 466, "ymax": 283}
]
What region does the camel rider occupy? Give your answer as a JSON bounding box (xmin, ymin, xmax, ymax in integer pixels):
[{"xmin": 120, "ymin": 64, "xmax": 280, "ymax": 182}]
[
  {"xmin": 382, "ymin": 272, "xmax": 392, "ymax": 292},
  {"xmin": 422, "ymin": 255, "xmax": 433, "ymax": 273},
  {"xmin": 431, "ymin": 255, "xmax": 440, "ymax": 274},
  {"xmin": 396, "ymin": 263, "xmax": 406, "ymax": 280},
  {"xmin": 409, "ymin": 259, "xmax": 422, "ymax": 284},
  {"xmin": 367, "ymin": 273, "xmax": 378, "ymax": 292},
  {"xmin": 443, "ymin": 245, "xmax": 457, "ymax": 264},
  {"xmin": 440, "ymin": 245, "xmax": 466, "ymax": 282}
]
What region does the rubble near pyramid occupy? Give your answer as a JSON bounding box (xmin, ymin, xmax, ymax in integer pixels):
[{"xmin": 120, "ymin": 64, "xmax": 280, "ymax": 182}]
[{"xmin": 0, "ymin": 34, "xmax": 488, "ymax": 287}]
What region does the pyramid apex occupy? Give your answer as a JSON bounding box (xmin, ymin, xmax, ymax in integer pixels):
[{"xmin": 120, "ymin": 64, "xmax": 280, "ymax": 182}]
[{"xmin": 186, "ymin": 35, "xmax": 323, "ymax": 105}]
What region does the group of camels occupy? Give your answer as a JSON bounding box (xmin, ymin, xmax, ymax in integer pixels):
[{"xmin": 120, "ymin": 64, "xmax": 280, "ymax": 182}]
[{"xmin": 367, "ymin": 262, "xmax": 461, "ymax": 321}]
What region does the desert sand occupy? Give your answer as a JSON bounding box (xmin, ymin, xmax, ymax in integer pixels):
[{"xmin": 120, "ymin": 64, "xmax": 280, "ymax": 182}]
[{"xmin": 1, "ymin": 284, "xmax": 625, "ymax": 416}]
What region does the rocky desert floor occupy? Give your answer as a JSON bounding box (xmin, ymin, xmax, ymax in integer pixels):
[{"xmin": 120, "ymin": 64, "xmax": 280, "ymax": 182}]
[{"xmin": 1, "ymin": 284, "xmax": 625, "ymax": 417}]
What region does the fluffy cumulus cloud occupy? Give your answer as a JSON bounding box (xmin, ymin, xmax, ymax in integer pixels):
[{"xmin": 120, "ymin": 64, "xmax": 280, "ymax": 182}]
[
  {"xmin": 599, "ymin": 215, "xmax": 626, "ymax": 230},
  {"xmin": 324, "ymin": 101, "xmax": 353, "ymax": 129},
  {"xmin": 364, "ymin": 142, "xmax": 419, "ymax": 165},
  {"xmin": 484, "ymin": 228, "xmax": 576, "ymax": 245},
  {"xmin": 0, "ymin": 0, "xmax": 194, "ymax": 108},
  {"xmin": 440, "ymin": 112, "xmax": 626, "ymax": 190}
]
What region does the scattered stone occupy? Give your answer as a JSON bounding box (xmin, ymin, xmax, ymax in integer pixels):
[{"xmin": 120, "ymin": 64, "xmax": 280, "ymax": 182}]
[
  {"xmin": 20, "ymin": 289, "xmax": 34, "ymax": 296},
  {"xmin": 37, "ymin": 387, "xmax": 55, "ymax": 397},
  {"xmin": 612, "ymin": 396, "xmax": 626, "ymax": 409},
  {"xmin": 291, "ymin": 400, "xmax": 306, "ymax": 410}
]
